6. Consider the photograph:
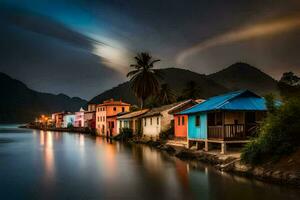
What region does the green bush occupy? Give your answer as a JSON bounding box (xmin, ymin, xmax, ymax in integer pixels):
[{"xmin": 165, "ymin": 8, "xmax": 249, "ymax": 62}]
[{"xmin": 241, "ymin": 98, "xmax": 300, "ymax": 164}]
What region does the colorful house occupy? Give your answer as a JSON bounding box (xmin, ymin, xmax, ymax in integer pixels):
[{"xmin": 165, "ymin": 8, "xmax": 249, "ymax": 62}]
[
  {"xmin": 52, "ymin": 112, "xmax": 65, "ymax": 128},
  {"xmin": 84, "ymin": 111, "xmax": 96, "ymax": 129},
  {"xmin": 87, "ymin": 103, "xmax": 97, "ymax": 112},
  {"xmin": 117, "ymin": 109, "xmax": 149, "ymax": 135},
  {"xmin": 180, "ymin": 90, "xmax": 269, "ymax": 154},
  {"xmin": 62, "ymin": 113, "xmax": 76, "ymax": 128},
  {"xmin": 74, "ymin": 108, "xmax": 85, "ymax": 127},
  {"xmin": 142, "ymin": 100, "xmax": 197, "ymax": 140},
  {"xmin": 96, "ymin": 99, "xmax": 130, "ymax": 137},
  {"xmin": 171, "ymin": 99, "xmax": 204, "ymax": 140}
]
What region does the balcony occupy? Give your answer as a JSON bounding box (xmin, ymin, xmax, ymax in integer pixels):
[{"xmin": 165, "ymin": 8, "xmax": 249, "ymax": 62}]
[{"xmin": 208, "ymin": 124, "xmax": 257, "ymax": 141}]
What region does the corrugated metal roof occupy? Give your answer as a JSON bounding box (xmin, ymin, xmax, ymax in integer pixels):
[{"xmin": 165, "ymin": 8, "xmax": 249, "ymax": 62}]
[
  {"xmin": 117, "ymin": 109, "xmax": 149, "ymax": 119},
  {"xmin": 168, "ymin": 99, "xmax": 198, "ymax": 114},
  {"xmin": 142, "ymin": 102, "xmax": 181, "ymax": 118},
  {"xmin": 141, "ymin": 100, "xmax": 195, "ymax": 118},
  {"xmin": 180, "ymin": 90, "xmax": 269, "ymax": 114}
]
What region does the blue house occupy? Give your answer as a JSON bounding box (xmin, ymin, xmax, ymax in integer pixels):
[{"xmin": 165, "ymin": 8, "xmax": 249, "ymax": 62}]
[{"xmin": 180, "ymin": 90, "xmax": 270, "ymax": 153}]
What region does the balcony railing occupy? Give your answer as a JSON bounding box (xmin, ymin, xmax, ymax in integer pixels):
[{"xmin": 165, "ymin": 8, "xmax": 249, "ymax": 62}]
[{"xmin": 208, "ymin": 124, "xmax": 251, "ymax": 140}]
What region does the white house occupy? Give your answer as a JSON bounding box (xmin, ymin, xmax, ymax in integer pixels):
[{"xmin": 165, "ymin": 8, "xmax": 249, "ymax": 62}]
[
  {"xmin": 74, "ymin": 108, "xmax": 85, "ymax": 127},
  {"xmin": 141, "ymin": 100, "xmax": 195, "ymax": 140},
  {"xmin": 117, "ymin": 109, "xmax": 149, "ymax": 135}
]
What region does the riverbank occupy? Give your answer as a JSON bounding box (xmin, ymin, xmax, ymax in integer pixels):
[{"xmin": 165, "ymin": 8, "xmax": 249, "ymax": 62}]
[
  {"xmin": 127, "ymin": 137, "xmax": 300, "ymax": 188},
  {"xmin": 21, "ymin": 124, "xmax": 95, "ymax": 134}
]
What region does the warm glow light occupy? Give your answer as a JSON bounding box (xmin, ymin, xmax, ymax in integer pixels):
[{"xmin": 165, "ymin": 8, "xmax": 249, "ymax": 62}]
[{"xmin": 45, "ymin": 132, "xmax": 54, "ymax": 180}]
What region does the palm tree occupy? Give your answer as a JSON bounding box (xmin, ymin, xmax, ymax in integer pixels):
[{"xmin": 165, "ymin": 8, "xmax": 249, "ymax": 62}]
[
  {"xmin": 157, "ymin": 83, "xmax": 176, "ymax": 105},
  {"xmin": 181, "ymin": 81, "xmax": 200, "ymax": 99},
  {"xmin": 127, "ymin": 52, "xmax": 161, "ymax": 108}
]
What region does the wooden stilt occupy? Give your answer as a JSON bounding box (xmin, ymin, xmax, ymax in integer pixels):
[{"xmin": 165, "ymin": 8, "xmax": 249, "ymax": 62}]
[
  {"xmin": 204, "ymin": 140, "xmax": 209, "ymax": 151},
  {"xmin": 221, "ymin": 142, "xmax": 227, "ymax": 154}
]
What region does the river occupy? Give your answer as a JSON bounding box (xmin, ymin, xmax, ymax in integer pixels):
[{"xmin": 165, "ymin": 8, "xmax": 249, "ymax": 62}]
[{"xmin": 0, "ymin": 125, "xmax": 299, "ymax": 199}]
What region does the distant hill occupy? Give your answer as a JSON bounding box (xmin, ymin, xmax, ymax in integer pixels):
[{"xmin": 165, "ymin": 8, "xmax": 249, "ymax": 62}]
[
  {"xmin": 89, "ymin": 68, "xmax": 229, "ymax": 105},
  {"xmin": 208, "ymin": 62, "xmax": 278, "ymax": 95},
  {"xmin": 0, "ymin": 72, "xmax": 87, "ymax": 123},
  {"xmin": 89, "ymin": 63, "xmax": 279, "ymax": 105}
]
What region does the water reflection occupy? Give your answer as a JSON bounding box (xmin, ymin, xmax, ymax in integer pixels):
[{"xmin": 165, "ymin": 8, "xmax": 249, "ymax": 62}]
[
  {"xmin": 1, "ymin": 127, "xmax": 300, "ymax": 200},
  {"xmin": 174, "ymin": 159, "xmax": 189, "ymax": 191},
  {"xmin": 39, "ymin": 131, "xmax": 55, "ymax": 181}
]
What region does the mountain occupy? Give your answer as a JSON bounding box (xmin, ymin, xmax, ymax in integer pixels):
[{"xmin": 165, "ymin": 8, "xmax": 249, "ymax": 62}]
[
  {"xmin": 208, "ymin": 62, "xmax": 278, "ymax": 95},
  {"xmin": 89, "ymin": 68, "xmax": 229, "ymax": 104},
  {"xmin": 89, "ymin": 63, "xmax": 279, "ymax": 105},
  {"xmin": 0, "ymin": 72, "xmax": 87, "ymax": 123}
]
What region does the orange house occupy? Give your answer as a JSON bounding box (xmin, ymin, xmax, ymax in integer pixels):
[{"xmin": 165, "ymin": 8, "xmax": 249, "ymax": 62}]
[
  {"xmin": 96, "ymin": 99, "xmax": 130, "ymax": 137},
  {"xmin": 171, "ymin": 99, "xmax": 204, "ymax": 139},
  {"xmin": 174, "ymin": 114, "xmax": 189, "ymax": 138}
]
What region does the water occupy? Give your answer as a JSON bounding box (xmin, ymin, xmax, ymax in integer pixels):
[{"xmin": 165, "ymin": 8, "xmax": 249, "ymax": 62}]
[{"xmin": 0, "ymin": 125, "xmax": 299, "ymax": 200}]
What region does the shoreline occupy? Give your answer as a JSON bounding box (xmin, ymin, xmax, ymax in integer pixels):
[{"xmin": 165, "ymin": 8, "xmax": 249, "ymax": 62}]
[
  {"xmin": 20, "ymin": 124, "xmax": 95, "ymax": 134},
  {"xmin": 22, "ymin": 126, "xmax": 300, "ymax": 188},
  {"xmin": 128, "ymin": 137, "xmax": 300, "ymax": 188}
]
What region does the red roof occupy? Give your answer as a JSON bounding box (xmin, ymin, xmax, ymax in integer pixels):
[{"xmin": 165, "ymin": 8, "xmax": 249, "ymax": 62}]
[{"xmin": 97, "ymin": 99, "xmax": 130, "ymax": 107}]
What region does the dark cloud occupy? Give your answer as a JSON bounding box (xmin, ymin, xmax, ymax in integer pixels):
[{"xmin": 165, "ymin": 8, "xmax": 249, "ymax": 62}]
[
  {"xmin": 0, "ymin": 0, "xmax": 300, "ymax": 99},
  {"xmin": 0, "ymin": 5, "xmax": 124, "ymax": 100}
]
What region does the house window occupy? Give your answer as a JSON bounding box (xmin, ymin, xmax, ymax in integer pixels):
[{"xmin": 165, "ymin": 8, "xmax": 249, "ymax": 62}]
[
  {"xmin": 150, "ymin": 118, "xmax": 152, "ymax": 125},
  {"xmin": 103, "ymin": 117, "xmax": 105, "ymax": 122},
  {"xmin": 113, "ymin": 107, "xmax": 116, "ymax": 111},
  {"xmin": 157, "ymin": 117, "xmax": 159, "ymax": 125},
  {"xmin": 122, "ymin": 107, "xmax": 125, "ymax": 112},
  {"xmin": 177, "ymin": 117, "xmax": 180, "ymax": 126},
  {"xmin": 195, "ymin": 115, "xmax": 200, "ymax": 127},
  {"xmin": 182, "ymin": 116, "xmax": 185, "ymax": 125},
  {"xmin": 144, "ymin": 118, "xmax": 147, "ymax": 126},
  {"xmin": 97, "ymin": 117, "xmax": 100, "ymax": 122},
  {"xmin": 120, "ymin": 121, "xmax": 122, "ymax": 128}
]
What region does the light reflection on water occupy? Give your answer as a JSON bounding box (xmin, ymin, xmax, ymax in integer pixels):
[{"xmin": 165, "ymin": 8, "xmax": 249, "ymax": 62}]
[{"xmin": 0, "ymin": 126, "xmax": 299, "ymax": 200}]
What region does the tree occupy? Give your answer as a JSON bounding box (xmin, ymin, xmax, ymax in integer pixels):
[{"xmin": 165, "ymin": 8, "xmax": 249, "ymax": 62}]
[
  {"xmin": 179, "ymin": 81, "xmax": 200, "ymax": 100},
  {"xmin": 241, "ymin": 98, "xmax": 300, "ymax": 164},
  {"xmin": 127, "ymin": 52, "xmax": 161, "ymax": 108},
  {"xmin": 278, "ymin": 72, "xmax": 300, "ymax": 99},
  {"xmin": 156, "ymin": 83, "xmax": 176, "ymax": 105},
  {"xmin": 280, "ymin": 72, "xmax": 300, "ymax": 86},
  {"xmin": 264, "ymin": 94, "xmax": 277, "ymax": 114}
]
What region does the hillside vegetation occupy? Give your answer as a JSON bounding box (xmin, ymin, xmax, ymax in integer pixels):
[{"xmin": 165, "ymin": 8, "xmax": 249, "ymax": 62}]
[
  {"xmin": 0, "ymin": 72, "xmax": 87, "ymax": 123},
  {"xmin": 90, "ymin": 62, "xmax": 278, "ymax": 105}
]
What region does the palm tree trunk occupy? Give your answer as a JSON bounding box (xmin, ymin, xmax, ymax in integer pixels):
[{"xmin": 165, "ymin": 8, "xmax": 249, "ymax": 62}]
[{"xmin": 140, "ymin": 98, "xmax": 144, "ymax": 109}]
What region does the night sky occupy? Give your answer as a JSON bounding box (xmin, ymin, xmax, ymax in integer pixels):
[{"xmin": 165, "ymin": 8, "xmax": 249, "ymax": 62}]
[{"xmin": 0, "ymin": 0, "xmax": 300, "ymax": 100}]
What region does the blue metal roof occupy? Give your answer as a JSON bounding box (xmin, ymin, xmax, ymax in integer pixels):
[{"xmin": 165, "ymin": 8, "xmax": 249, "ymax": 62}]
[{"xmin": 180, "ymin": 90, "xmax": 270, "ymax": 114}]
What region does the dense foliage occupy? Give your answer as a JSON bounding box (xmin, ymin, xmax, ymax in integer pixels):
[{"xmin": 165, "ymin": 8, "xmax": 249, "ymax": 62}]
[
  {"xmin": 241, "ymin": 72, "xmax": 300, "ymax": 165},
  {"xmin": 242, "ymin": 98, "xmax": 300, "ymax": 164}
]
